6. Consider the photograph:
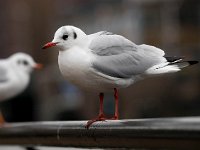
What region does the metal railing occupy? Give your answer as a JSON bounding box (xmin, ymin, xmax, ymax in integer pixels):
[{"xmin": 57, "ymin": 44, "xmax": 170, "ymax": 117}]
[{"xmin": 0, "ymin": 117, "xmax": 200, "ymax": 149}]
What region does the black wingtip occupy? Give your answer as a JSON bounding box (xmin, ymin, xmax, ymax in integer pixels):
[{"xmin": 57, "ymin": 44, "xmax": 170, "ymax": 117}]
[
  {"xmin": 165, "ymin": 56, "xmax": 184, "ymax": 62},
  {"xmin": 188, "ymin": 61, "xmax": 199, "ymax": 65},
  {"xmin": 26, "ymin": 147, "xmax": 38, "ymax": 150}
]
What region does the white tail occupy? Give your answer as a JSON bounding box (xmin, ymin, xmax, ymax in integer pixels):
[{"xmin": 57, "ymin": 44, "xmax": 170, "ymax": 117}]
[{"xmin": 145, "ymin": 60, "xmax": 198, "ymax": 75}]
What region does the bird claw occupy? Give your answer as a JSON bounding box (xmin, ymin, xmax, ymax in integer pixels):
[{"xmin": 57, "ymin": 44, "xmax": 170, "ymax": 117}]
[
  {"xmin": 85, "ymin": 115, "xmax": 107, "ymax": 129},
  {"xmin": 85, "ymin": 114, "xmax": 119, "ymax": 129},
  {"xmin": 108, "ymin": 115, "xmax": 119, "ymax": 120}
]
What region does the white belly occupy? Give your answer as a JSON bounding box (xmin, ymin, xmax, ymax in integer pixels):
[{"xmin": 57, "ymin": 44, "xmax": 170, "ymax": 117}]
[
  {"xmin": 0, "ymin": 72, "xmax": 29, "ymax": 101},
  {"xmin": 58, "ymin": 48, "xmax": 135, "ymax": 92}
]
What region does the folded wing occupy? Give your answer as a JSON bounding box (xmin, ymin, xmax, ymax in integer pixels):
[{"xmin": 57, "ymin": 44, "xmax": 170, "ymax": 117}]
[{"xmin": 89, "ymin": 32, "xmax": 166, "ymax": 78}]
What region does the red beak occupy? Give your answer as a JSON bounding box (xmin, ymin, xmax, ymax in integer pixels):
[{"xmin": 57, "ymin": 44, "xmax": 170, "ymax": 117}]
[
  {"xmin": 34, "ymin": 63, "xmax": 43, "ymax": 69},
  {"xmin": 42, "ymin": 42, "xmax": 58, "ymax": 49}
]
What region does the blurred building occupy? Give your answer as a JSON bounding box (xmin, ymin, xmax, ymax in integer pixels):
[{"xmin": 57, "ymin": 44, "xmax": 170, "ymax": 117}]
[{"xmin": 0, "ymin": 0, "xmax": 199, "ymax": 122}]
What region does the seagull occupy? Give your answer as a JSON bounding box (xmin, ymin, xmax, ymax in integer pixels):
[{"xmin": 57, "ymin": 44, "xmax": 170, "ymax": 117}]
[
  {"xmin": 0, "ymin": 52, "xmax": 42, "ymax": 124},
  {"xmin": 42, "ymin": 25, "xmax": 198, "ymax": 128}
]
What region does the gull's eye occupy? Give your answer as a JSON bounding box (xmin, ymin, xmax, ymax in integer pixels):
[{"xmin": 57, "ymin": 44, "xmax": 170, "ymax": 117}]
[
  {"xmin": 22, "ymin": 60, "xmax": 29, "ymax": 66},
  {"xmin": 62, "ymin": 34, "xmax": 68, "ymax": 40}
]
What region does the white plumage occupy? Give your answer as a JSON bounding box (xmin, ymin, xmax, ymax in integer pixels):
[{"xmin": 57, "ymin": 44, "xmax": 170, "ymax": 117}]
[
  {"xmin": 43, "ymin": 26, "xmax": 197, "ymax": 92},
  {"xmin": 0, "ymin": 52, "xmax": 41, "ymax": 101},
  {"xmin": 43, "ymin": 25, "xmax": 198, "ymax": 128}
]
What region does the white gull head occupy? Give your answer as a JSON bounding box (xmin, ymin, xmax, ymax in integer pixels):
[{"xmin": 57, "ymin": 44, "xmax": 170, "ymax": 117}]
[
  {"xmin": 9, "ymin": 52, "xmax": 42, "ymax": 74},
  {"xmin": 43, "ymin": 25, "xmax": 87, "ymax": 51}
]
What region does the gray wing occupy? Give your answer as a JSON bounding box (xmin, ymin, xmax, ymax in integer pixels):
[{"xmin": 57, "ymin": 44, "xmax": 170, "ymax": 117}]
[
  {"xmin": 0, "ymin": 65, "xmax": 8, "ymax": 82},
  {"xmin": 89, "ymin": 32, "xmax": 166, "ymax": 78}
]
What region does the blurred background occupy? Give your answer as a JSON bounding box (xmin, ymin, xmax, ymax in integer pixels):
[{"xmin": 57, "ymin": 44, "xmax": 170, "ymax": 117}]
[{"xmin": 0, "ymin": 0, "xmax": 199, "ymax": 122}]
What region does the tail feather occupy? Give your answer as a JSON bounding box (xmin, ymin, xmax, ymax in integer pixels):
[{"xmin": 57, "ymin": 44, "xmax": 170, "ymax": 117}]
[
  {"xmin": 165, "ymin": 56, "xmax": 184, "ymax": 63},
  {"xmin": 188, "ymin": 61, "xmax": 199, "ymax": 65},
  {"xmin": 170, "ymin": 60, "xmax": 198, "ymax": 69},
  {"xmin": 145, "ymin": 60, "xmax": 198, "ymax": 75}
]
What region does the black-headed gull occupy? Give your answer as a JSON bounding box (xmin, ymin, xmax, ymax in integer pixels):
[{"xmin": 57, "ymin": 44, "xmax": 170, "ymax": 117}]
[
  {"xmin": 43, "ymin": 25, "xmax": 198, "ymax": 128},
  {"xmin": 0, "ymin": 52, "xmax": 42, "ymax": 123}
]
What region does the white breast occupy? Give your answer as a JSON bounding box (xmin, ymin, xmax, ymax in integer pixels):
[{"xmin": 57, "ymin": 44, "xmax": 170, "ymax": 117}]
[
  {"xmin": 58, "ymin": 47, "xmax": 95, "ymax": 89},
  {"xmin": 58, "ymin": 47, "xmax": 135, "ymax": 92},
  {"xmin": 0, "ymin": 66, "xmax": 29, "ymax": 101}
]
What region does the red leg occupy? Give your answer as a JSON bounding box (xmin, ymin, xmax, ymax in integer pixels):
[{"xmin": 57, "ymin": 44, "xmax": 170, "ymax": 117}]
[
  {"xmin": 112, "ymin": 88, "xmax": 119, "ymax": 120},
  {"xmin": 0, "ymin": 111, "xmax": 5, "ymax": 125},
  {"xmin": 98, "ymin": 92, "xmax": 105, "ymax": 118},
  {"xmin": 86, "ymin": 93, "xmax": 106, "ymax": 128}
]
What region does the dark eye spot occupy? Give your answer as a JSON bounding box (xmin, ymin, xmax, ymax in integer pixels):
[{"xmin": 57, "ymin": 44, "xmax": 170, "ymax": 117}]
[
  {"xmin": 73, "ymin": 32, "xmax": 77, "ymax": 39},
  {"xmin": 62, "ymin": 34, "xmax": 68, "ymax": 40},
  {"xmin": 22, "ymin": 60, "xmax": 29, "ymax": 66}
]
